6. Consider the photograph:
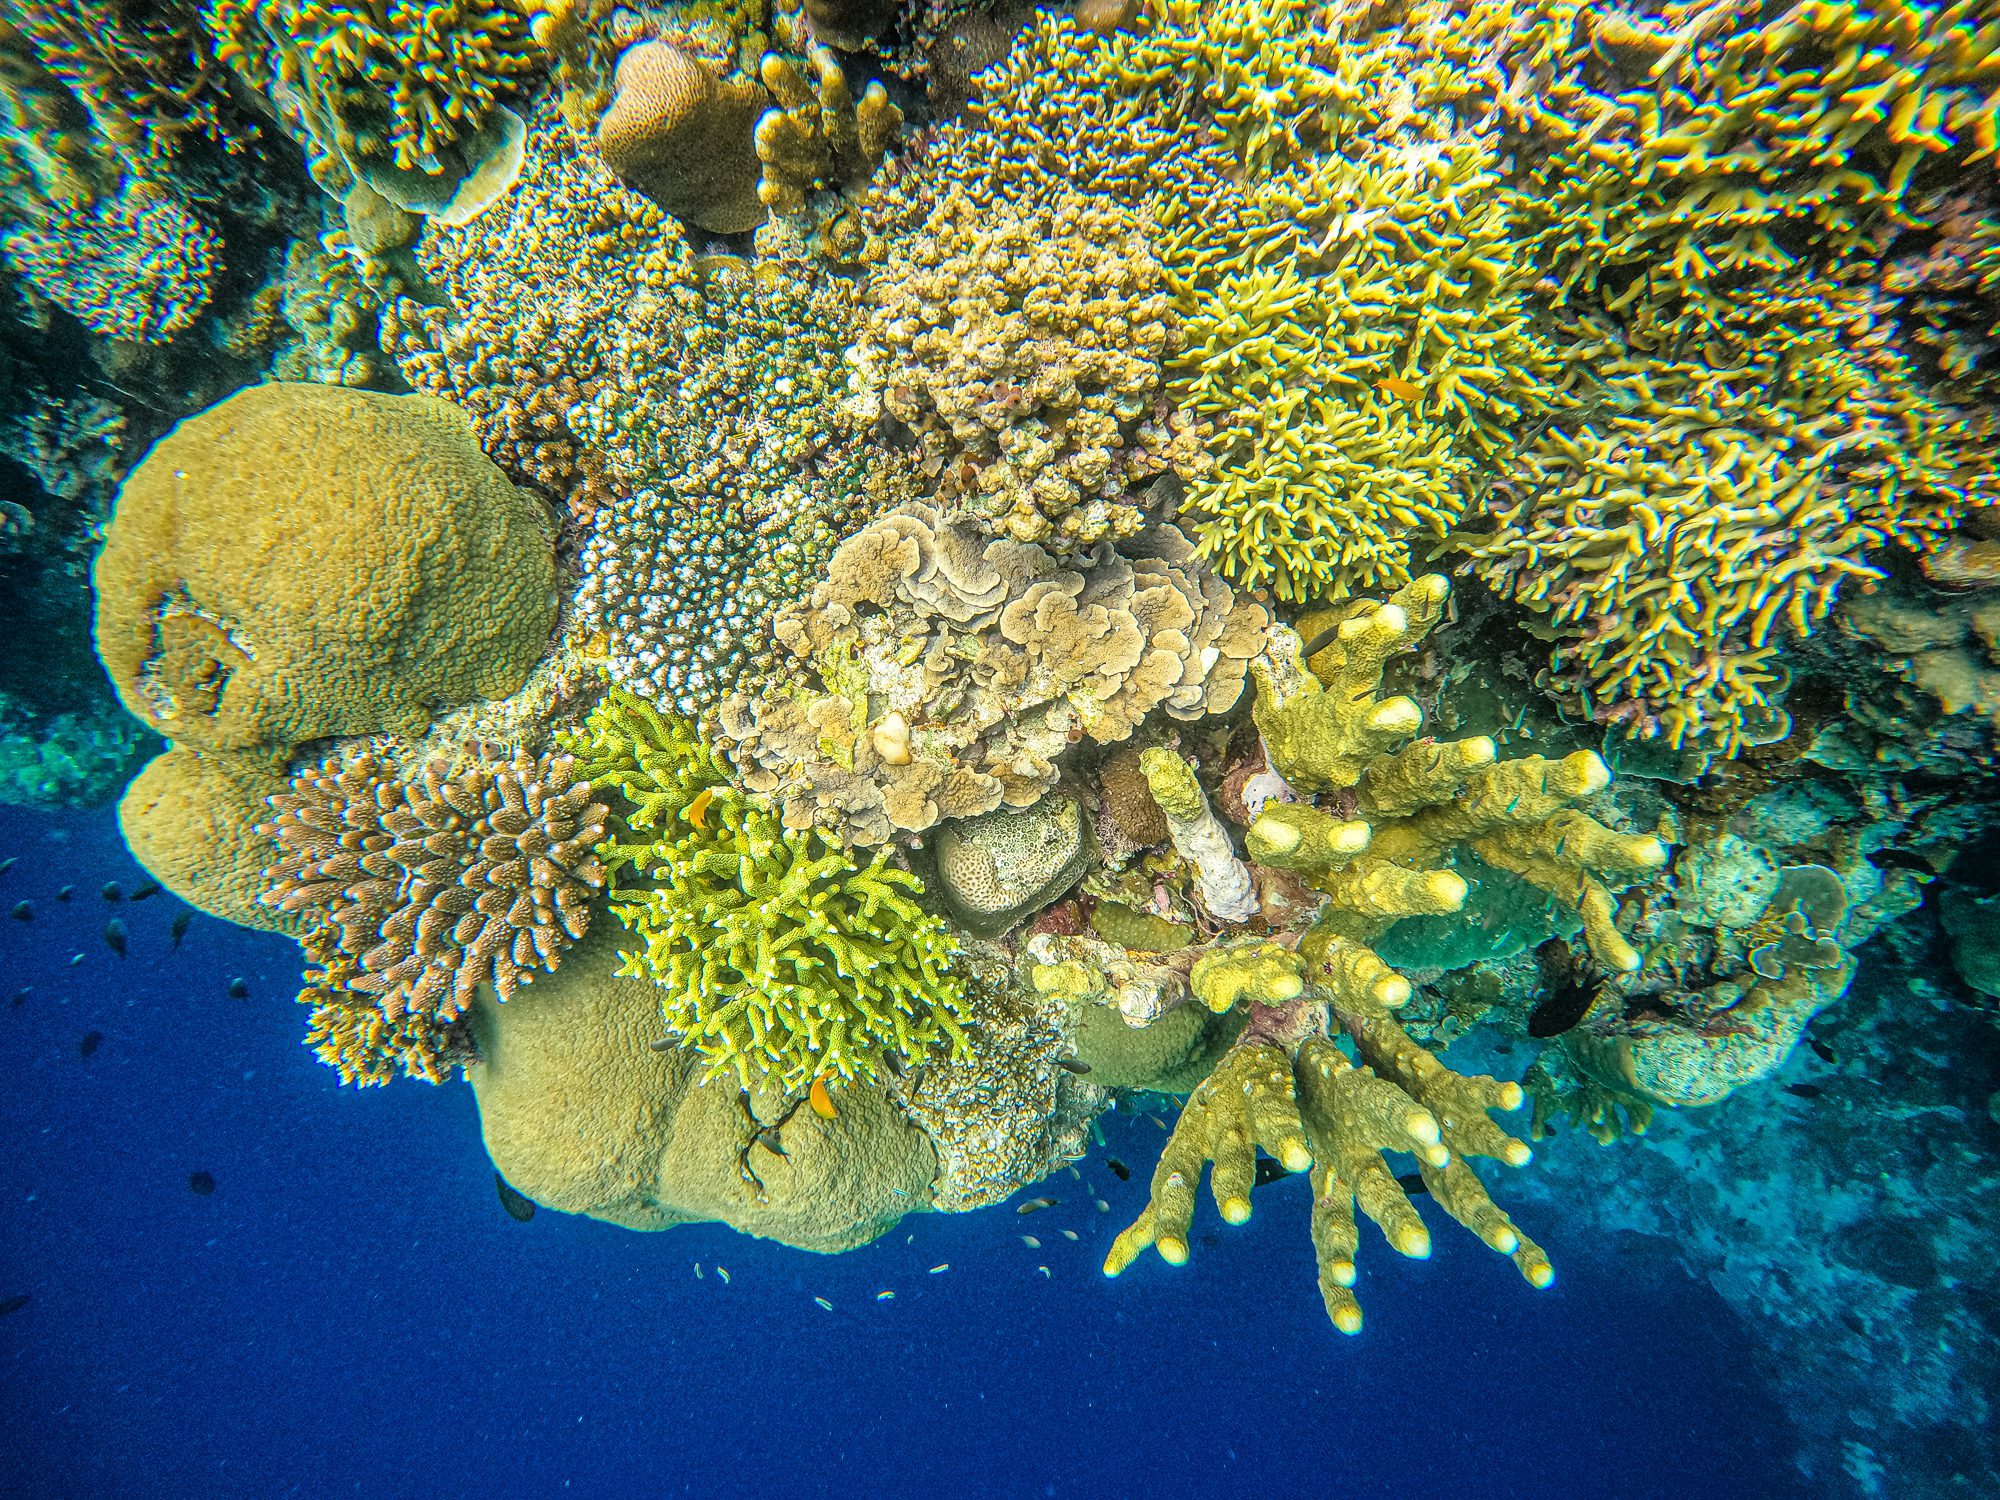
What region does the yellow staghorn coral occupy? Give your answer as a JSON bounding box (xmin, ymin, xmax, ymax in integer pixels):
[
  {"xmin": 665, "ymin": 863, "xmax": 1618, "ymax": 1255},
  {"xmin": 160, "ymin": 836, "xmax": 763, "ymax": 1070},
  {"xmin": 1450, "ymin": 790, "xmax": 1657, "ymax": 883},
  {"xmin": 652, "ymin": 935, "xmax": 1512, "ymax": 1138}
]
[{"xmin": 1104, "ymin": 576, "xmax": 1659, "ymax": 1328}]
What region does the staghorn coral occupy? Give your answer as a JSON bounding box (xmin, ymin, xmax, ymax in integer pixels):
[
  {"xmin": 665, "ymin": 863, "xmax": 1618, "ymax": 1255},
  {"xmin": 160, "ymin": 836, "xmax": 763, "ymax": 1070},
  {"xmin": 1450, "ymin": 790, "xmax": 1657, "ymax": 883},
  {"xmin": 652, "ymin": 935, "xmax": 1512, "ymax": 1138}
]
[
  {"xmin": 596, "ymin": 40, "xmax": 766, "ymax": 234},
  {"xmin": 261, "ymin": 747, "xmax": 610, "ymax": 1023},
  {"xmin": 854, "ymin": 183, "xmax": 1202, "ymax": 553},
  {"xmin": 565, "ymin": 688, "xmax": 974, "ymax": 1090},
  {"xmin": 2, "ymin": 186, "xmax": 220, "ymax": 343},
  {"xmin": 1101, "ymin": 576, "xmax": 1666, "ymax": 1328},
  {"xmin": 93, "ymin": 382, "xmax": 557, "ymax": 755},
  {"xmin": 713, "ymin": 503, "xmax": 1270, "ymax": 846}
]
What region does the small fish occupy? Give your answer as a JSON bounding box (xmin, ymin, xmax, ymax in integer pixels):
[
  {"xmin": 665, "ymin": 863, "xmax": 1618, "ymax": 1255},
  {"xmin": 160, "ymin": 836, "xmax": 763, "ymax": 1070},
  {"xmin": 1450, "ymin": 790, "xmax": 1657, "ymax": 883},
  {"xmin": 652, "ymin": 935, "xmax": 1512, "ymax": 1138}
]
[
  {"xmin": 1021, "ymin": 1235, "xmax": 1042, "ymax": 1249},
  {"xmin": 55, "ymin": 885, "xmax": 72, "ymax": 902},
  {"xmin": 875, "ymin": 1290, "xmax": 895, "ymax": 1301},
  {"xmin": 1527, "ymin": 937, "xmax": 1605, "ymax": 1039},
  {"xmin": 1396, "ymin": 1171, "xmax": 1430, "ymax": 1197},
  {"xmin": 227, "ymin": 978, "xmax": 249, "ymax": 1000},
  {"xmin": 1036, "ymin": 1266, "xmax": 1051, "ymax": 1278},
  {"xmin": 716, "ymin": 1266, "xmax": 730, "ymax": 1285},
  {"xmin": 130, "ymin": 881, "xmax": 162, "ymax": 902},
  {"xmin": 753, "ymin": 1125, "xmax": 787, "ymax": 1157},
  {"xmin": 78, "ymin": 1031, "xmax": 103, "ymax": 1057},
  {"xmin": 1150, "ymin": 1115, "xmax": 1168, "ymax": 1130},
  {"xmin": 9, "ymin": 987, "xmax": 27, "ymax": 1009},
  {"xmin": 10, "ymin": 900, "xmax": 31, "ymax": 921},
  {"xmin": 1055, "ymin": 1057, "xmax": 1092, "ymax": 1075},
  {"xmin": 1784, "ymin": 1082, "xmax": 1825, "ymax": 1100},
  {"xmin": 648, "ymin": 1037, "xmax": 675, "ymax": 1052},
  {"xmin": 1094, "ymin": 1199, "xmax": 1110, "ymax": 1214},
  {"xmin": 686, "ymin": 787, "xmax": 714, "ymax": 830},
  {"xmin": 1066, "ymin": 1165, "xmax": 1081, "ymax": 1180},
  {"xmin": 104, "ymin": 919, "xmax": 127, "ymax": 957},
  {"xmin": 0, "ymin": 1294, "xmax": 27, "ymax": 1318},
  {"xmin": 808, "ymin": 1076, "xmax": 838, "ymax": 1119},
  {"xmin": 68, "ymin": 952, "xmax": 84, "ymax": 967},
  {"xmin": 170, "ymin": 911, "xmax": 192, "ymax": 947},
  {"xmin": 1377, "ymin": 373, "xmax": 1424, "ymax": 403},
  {"xmin": 814, "ymin": 1296, "xmax": 834, "ymax": 1311},
  {"xmin": 695, "ymin": 1264, "xmax": 704, "ymax": 1278},
  {"xmin": 0, "ymin": 856, "xmax": 14, "ymax": 876},
  {"xmin": 495, "ymin": 1174, "xmax": 537, "ymax": 1222},
  {"xmin": 101, "ymin": 882, "xmax": 123, "ymax": 902},
  {"xmin": 1808, "ymin": 1037, "xmax": 1837, "ymax": 1064},
  {"xmin": 1060, "ymin": 1229, "xmax": 1079, "ymax": 1241},
  {"xmin": 1104, "ymin": 1157, "xmax": 1131, "ymax": 1182},
  {"xmin": 928, "ymin": 1264, "xmax": 949, "ymax": 1274},
  {"xmin": 1016, "ymin": 1196, "xmax": 1057, "ymax": 1215},
  {"xmin": 188, "ymin": 1171, "xmax": 216, "ymax": 1196},
  {"xmin": 880, "ymin": 1051, "xmax": 904, "ymax": 1078}
]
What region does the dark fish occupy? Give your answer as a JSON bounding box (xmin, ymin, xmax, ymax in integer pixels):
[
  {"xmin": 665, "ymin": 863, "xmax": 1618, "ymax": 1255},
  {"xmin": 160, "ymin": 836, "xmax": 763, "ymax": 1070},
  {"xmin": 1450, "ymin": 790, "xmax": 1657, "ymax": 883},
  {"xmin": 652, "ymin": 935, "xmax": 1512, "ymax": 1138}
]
[
  {"xmin": 55, "ymin": 885, "xmax": 72, "ymax": 902},
  {"xmin": 1252, "ymin": 1156, "xmax": 1288, "ymax": 1188},
  {"xmin": 1055, "ymin": 1057, "xmax": 1092, "ymax": 1075},
  {"xmin": 1808, "ymin": 1037, "xmax": 1836, "ymax": 1064},
  {"xmin": 495, "ymin": 1174, "xmax": 536, "ymax": 1222},
  {"xmin": 1867, "ymin": 847, "xmax": 1933, "ymax": 874},
  {"xmin": 0, "ymin": 856, "xmax": 14, "ymax": 876},
  {"xmin": 187, "ymin": 1171, "xmax": 215, "ymax": 1196},
  {"xmin": 10, "ymin": 900, "xmax": 30, "ymax": 921},
  {"xmin": 881, "ymin": 1050, "xmax": 904, "ymax": 1078},
  {"xmin": 1526, "ymin": 937, "xmax": 1604, "ymax": 1039},
  {"xmin": 1784, "ymin": 1082, "xmax": 1825, "ymax": 1100},
  {"xmin": 104, "ymin": 919, "xmax": 127, "ymax": 957},
  {"xmin": 101, "ymin": 881, "xmax": 122, "ymax": 902},
  {"xmin": 78, "ymin": 1030, "xmax": 103, "ymax": 1058},
  {"xmin": 648, "ymin": 1037, "xmax": 674, "ymax": 1052},
  {"xmin": 1016, "ymin": 1196, "xmax": 1057, "ymax": 1215},
  {"xmin": 0, "ymin": 1294, "xmax": 27, "ymax": 1318},
  {"xmin": 170, "ymin": 912, "xmax": 193, "ymax": 948},
  {"xmin": 752, "ymin": 1125, "xmax": 787, "ymax": 1157},
  {"xmin": 1396, "ymin": 1171, "xmax": 1431, "ymax": 1197},
  {"xmin": 226, "ymin": 978, "xmax": 249, "ymax": 1000},
  {"xmin": 1104, "ymin": 1157, "xmax": 1131, "ymax": 1182},
  {"xmin": 130, "ymin": 881, "xmax": 162, "ymax": 902},
  {"xmin": 9, "ymin": 987, "xmax": 27, "ymax": 1008}
]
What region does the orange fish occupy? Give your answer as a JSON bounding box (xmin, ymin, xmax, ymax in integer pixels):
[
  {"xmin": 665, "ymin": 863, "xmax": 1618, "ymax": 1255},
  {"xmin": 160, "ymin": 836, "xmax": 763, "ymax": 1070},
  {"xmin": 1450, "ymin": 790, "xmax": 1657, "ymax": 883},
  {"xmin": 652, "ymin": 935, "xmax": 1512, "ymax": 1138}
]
[
  {"xmin": 1377, "ymin": 374, "xmax": 1423, "ymax": 403},
  {"xmin": 687, "ymin": 788, "xmax": 714, "ymax": 829},
  {"xmin": 809, "ymin": 1076, "xmax": 839, "ymax": 1119}
]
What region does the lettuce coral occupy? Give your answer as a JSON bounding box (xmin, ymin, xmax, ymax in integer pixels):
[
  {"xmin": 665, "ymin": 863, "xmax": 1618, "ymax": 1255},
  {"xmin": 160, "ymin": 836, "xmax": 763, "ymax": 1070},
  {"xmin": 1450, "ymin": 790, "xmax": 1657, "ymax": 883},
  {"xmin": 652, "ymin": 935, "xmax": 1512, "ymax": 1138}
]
[{"xmin": 565, "ymin": 688, "xmax": 974, "ymax": 1090}]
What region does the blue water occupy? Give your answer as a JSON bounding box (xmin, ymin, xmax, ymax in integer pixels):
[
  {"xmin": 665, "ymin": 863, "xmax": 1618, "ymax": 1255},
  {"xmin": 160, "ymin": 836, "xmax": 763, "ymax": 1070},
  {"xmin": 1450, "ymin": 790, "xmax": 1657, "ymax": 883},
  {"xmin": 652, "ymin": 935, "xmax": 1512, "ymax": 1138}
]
[{"xmin": 1, "ymin": 803, "xmax": 1805, "ymax": 1500}]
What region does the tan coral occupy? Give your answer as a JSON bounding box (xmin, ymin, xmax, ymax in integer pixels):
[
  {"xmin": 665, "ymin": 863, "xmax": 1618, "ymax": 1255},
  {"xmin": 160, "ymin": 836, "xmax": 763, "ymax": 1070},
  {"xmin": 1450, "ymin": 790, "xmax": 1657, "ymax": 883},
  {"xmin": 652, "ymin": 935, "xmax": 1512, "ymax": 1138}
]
[
  {"xmin": 714, "ymin": 503, "xmax": 1269, "ymax": 845},
  {"xmin": 117, "ymin": 747, "xmax": 296, "ymax": 932},
  {"xmin": 594, "ymin": 40, "xmax": 767, "ymax": 234},
  {"xmin": 93, "ymin": 383, "xmax": 557, "ymax": 755},
  {"xmin": 754, "ymin": 47, "xmax": 902, "ymax": 217}
]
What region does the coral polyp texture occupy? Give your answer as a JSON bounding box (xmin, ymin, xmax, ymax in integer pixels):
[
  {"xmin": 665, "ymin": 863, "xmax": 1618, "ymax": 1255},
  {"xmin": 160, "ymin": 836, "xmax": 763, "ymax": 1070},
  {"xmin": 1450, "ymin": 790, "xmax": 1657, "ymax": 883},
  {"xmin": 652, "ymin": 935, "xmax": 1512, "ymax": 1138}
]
[
  {"xmin": 261, "ymin": 746, "xmax": 610, "ymax": 1021},
  {"xmin": 564, "ymin": 689, "xmax": 974, "ymax": 1089}
]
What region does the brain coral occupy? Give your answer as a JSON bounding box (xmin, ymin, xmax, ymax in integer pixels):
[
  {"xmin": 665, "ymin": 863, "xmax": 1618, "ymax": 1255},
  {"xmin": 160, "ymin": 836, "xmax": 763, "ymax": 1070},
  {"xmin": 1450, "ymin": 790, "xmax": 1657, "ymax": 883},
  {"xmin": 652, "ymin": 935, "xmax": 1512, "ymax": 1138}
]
[
  {"xmin": 117, "ymin": 746, "xmax": 297, "ymax": 932},
  {"xmin": 714, "ymin": 504, "xmax": 1270, "ymax": 846},
  {"xmin": 93, "ymin": 383, "xmax": 558, "ymax": 754},
  {"xmin": 595, "ymin": 40, "xmax": 765, "ymax": 234}
]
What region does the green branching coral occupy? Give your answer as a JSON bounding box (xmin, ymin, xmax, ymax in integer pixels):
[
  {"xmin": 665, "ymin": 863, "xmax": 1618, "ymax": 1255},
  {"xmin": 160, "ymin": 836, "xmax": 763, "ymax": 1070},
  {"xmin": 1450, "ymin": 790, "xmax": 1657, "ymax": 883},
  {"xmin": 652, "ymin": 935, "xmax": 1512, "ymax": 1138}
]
[{"xmin": 564, "ymin": 689, "xmax": 973, "ymax": 1090}]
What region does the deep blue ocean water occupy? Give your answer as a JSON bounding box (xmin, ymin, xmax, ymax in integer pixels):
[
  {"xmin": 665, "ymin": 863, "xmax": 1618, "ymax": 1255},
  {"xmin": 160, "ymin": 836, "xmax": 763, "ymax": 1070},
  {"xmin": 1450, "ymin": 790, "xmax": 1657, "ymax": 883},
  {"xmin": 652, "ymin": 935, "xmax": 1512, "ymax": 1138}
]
[{"xmin": 0, "ymin": 801, "xmax": 1808, "ymax": 1500}]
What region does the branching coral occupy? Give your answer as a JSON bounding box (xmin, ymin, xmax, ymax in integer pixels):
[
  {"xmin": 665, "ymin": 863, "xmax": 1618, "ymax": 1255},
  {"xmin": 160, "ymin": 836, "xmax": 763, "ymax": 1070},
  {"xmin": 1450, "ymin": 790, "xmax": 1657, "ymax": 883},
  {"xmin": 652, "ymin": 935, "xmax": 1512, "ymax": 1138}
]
[
  {"xmin": 1102, "ymin": 576, "xmax": 1666, "ymax": 1328},
  {"xmin": 854, "ymin": 182, "xmax": 1202, "ymax": 553},
  {"xmin": 296, "ymin": 929, "xmax": 469, "ymax": 1087},
  {"xmin": 564, "ymin": 688, "xmax": 974, "ymax": 1089},
  {"xmin": 713, "ymin": 503, "xmax": 1269, "ymax": 845},
  {"xmin": 755, "ymin": 46, "xmax": 901, "ymax": 219},
  {"xmin": 3, "ymin": 186, "xmax": 221, "ymax": 342},
  {"xmin": 261, "ymin": 746, "xmax": 609, "ymax": 1022}
]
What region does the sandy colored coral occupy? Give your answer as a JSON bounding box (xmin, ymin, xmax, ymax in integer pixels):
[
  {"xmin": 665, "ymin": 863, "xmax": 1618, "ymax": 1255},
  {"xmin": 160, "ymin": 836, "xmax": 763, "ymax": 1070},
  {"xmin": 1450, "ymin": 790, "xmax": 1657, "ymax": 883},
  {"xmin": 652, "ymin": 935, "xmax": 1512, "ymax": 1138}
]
[
  {"xmin": 597, "ymin": 41, "xmax": 765, "ymax": 234},
  {"xmin": 93, "ymin": 383, "xmax": 556, "ymax": 754},
  {"xmin": 2, "ymin": 186, "xmax": 220, "ymax": 343},
  {"xmin": 854, "ymin": 184, "xmax": 1203, "ymax": 552},
  {"xmin": 467, "ymin": 923, "xmax": 937, "ymax": 1249},
  {"xmin": 930, "ymin": 793, "xmax": 1092, "ymax": 936},
  {"xmin": 117, "ymin": 747, "xmax": 296, "ymax": 933},
  {"xmin": 754, "ymin": 46, "xmax": 901, "ymax": 219},
  {"xmin": 715, "ymin": 503, "xmax": 1269, "ymax": 845},
  {"xmin": 261, "ymin": 747, "xmax": 609, "ymax": 1023}
]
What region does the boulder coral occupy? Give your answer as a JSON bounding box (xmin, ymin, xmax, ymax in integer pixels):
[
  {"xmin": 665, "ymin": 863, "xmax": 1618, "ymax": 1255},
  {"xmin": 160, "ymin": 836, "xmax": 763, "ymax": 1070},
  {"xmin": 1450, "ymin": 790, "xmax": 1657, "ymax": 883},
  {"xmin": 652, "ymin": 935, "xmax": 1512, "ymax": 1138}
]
[
  {"xmin": 116, "ymin": 746, "xmax": 296, "ymax": 933},
  {"xmin": 595, "ymin": 40, "xmax": 766, "ymax": 234},
  {"xmin": 94, "ymin": 383, "xmax": 557, "ymax": 754}
]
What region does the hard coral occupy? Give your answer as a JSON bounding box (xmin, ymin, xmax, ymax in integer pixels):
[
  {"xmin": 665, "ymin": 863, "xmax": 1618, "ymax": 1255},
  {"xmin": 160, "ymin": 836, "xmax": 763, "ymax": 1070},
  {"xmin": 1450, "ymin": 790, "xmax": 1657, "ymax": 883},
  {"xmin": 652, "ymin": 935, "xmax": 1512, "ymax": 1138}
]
[
  {"xmin": 2, "ymin": 187, "xmax": 221, "ymax": 343},
  {"xmin": 94, "ymin": 383, "xmax": 557, "ymax": 754},
  {"xmin": 596, "ymin": 41, "xmax": 765, "ymax": 234},
  {"xmin": 754, "ymin": 46, "xmax": 901, "ymax": 219},
  {"xmin": 714, "ymin": 503, "xmax": 1270, "ymax": 846},
  {"xmin": 565, "ymin": 689, "xmax": 974, "ymax": 1090},
  {"xmin": 117, "ymin": 747, "xmax": 296, "ymax": 933},
  {"xmin": 261, "ymin": 747, "xmax": 610, "ymax": 1022}
]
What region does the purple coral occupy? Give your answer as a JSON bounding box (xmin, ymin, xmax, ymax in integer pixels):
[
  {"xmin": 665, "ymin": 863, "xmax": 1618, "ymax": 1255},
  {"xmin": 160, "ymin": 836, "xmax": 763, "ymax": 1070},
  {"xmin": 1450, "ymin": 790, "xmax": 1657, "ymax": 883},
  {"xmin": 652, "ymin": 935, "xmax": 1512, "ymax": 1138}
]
[{"xmin": 261, "ymin": 747, "xmax": 609, "ymax": 1020}]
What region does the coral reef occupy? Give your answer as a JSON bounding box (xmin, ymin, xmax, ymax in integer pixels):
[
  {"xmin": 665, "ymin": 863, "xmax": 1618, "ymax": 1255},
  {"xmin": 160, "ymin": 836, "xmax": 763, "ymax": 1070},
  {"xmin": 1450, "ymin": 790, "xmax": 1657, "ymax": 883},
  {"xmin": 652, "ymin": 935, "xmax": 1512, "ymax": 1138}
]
[
  {"xmin": 596, "ymin": 41, "xmax": 765, "ymax": 234},
  {"xmin": 714, "ymin": 503, "xmax": 1268, "ymax": 845},
  {"xmin": 565, "ymin": 689, "xmax": 973, "ymax": 1089},
  {"xmin": 94, "ymin": 382, "xmax": 557, "ymax": 755},
  {"xmin": 930, "ymin": 793, "xmax": 1092, "ymax": 936},
  {"xmin": 261, "ymin": 746, "xmax": 609, "ymax": 1022},
  {"xmin": 2, "ymin": 186, "xmax": 221, "ymax": 343},
  {"xmin": 754, "ymin": 46, "xmax": 901, "ymax": 220},
  {"xmin": 117, "ymin": 746, "xmax": 296, "ymax": 932}
]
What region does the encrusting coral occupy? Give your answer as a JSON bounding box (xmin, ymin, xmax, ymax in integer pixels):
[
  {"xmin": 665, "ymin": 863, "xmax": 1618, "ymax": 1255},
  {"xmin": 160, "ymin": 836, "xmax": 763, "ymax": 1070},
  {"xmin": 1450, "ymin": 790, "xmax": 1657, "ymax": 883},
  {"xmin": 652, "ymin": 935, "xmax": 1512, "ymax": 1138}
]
[
  {"xmin": 260, "ymin": 746, "xmax": 610, "ymax": 1022},
  {"xmin": 564, "ymin": 688, "xmax": 974, "ymax": 1090},
  {"xmin": 1101, "ymin": 576, "xmax": 1667, "ymax": 1329},
  {"xmin": 713, "ymin": 502, "xmax": 1269, "ymax": 845}
]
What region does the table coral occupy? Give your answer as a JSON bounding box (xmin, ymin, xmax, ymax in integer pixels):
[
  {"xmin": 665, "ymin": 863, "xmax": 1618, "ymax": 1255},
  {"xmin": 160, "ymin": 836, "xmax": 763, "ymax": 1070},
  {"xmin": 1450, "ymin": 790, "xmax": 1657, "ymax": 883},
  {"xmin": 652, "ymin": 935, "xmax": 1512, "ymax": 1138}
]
[
  {"xmin": 260, "ymin": 746, "xmax": 610, "ymax": 1023},
  {"xmin": 853, "ymin": 182, "xmax": 1201, "ymax": 553},
  {"xmin": 564, "ymin": 688, "xmax": 974, "ymax": 1090},
  {"xmin": 713, "ymin": 502, "xmax": 1269, "ymax": 846},
  {"xmin": 93, "ymin": 382, "xmax": 557, "ymax": 754}
]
